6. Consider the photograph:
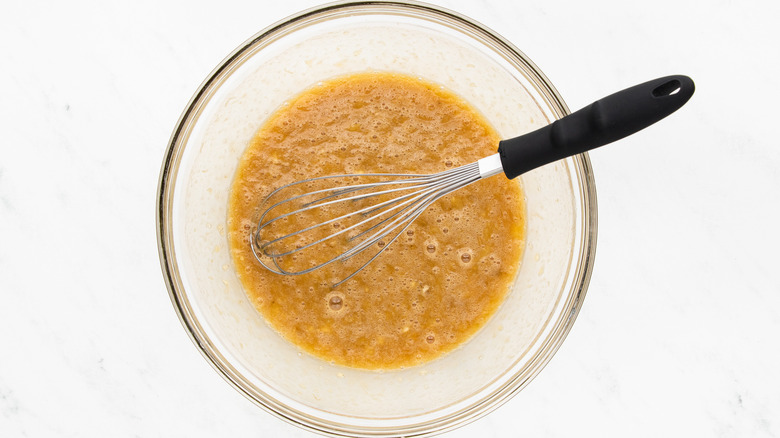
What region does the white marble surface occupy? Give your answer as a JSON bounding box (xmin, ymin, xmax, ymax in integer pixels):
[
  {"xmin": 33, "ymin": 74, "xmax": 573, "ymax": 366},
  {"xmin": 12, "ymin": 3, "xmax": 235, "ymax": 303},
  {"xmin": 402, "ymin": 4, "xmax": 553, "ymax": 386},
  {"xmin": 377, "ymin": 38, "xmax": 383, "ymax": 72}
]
[{"xmin": 1, "ymin": 0, "xmax": 778, "ymax": 436}]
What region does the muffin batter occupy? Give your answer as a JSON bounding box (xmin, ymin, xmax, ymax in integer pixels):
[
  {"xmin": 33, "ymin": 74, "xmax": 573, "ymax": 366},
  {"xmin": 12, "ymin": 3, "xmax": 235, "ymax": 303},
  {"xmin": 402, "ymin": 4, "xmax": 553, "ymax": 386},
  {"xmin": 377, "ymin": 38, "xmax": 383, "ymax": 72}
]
[{"xmin": 228, "ymin": 72, "xmax": 525, "ymax": 369}]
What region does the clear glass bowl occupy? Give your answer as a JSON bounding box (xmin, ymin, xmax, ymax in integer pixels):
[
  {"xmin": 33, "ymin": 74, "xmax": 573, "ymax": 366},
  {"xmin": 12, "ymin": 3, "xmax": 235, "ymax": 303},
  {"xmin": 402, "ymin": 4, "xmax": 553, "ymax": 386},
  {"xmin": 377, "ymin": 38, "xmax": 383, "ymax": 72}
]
[{"xmin": 157, "ymin": 1, "xmax": 597, "ymax": 436}]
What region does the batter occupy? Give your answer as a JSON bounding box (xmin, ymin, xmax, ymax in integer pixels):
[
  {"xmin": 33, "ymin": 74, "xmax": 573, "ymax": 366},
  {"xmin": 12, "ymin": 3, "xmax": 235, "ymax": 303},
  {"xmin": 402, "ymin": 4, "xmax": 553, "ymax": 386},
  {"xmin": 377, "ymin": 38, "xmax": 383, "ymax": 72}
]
[{"xmin": 228, "ymin": 72, "xmax": 525, "ymax": 369}]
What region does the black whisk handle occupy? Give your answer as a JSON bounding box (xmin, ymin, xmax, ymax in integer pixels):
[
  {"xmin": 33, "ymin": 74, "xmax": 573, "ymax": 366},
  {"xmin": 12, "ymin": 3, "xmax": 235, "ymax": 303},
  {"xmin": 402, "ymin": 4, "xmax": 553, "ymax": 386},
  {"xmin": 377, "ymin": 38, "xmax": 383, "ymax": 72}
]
[{"xmin": 497, "ymin": 75, "xmax": 695, "ymax": 179}]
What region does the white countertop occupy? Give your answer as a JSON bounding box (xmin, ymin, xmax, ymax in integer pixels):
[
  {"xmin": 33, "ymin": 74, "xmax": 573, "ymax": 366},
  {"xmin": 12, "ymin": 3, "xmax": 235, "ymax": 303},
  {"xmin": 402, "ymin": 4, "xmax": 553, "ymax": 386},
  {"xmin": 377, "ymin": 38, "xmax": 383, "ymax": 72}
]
[{"xmin": 2, "ymin": 0, "xmax": 779, "ymax": 436}]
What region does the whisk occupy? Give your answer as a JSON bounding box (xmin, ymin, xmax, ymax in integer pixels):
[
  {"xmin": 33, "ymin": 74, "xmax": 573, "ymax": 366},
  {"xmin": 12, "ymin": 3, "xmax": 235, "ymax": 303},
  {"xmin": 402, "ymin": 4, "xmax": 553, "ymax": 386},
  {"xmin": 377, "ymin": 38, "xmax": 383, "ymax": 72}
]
[{"xmin": 251, "ymin": 75, "xmax": 694, "ymax": 286}]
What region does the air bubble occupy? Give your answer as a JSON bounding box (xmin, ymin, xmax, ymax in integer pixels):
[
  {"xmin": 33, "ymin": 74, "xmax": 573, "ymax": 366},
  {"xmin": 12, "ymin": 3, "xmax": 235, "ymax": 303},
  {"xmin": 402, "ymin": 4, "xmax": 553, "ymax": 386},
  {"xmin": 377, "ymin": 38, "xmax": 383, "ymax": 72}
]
[
  {"xmin": 458, "ymin": 248, "xmax": 474, "ymax": 265},
  {"xmin": 426, "ymin": 335, "xmax": 435, "ymax": 344},
  {"xmin": 426, "ymin": 244, "xmax": 436, "ymax": 253},
  {"xmin": 328, "ymin": 294, "xmax": 343, "ymax": 311}
]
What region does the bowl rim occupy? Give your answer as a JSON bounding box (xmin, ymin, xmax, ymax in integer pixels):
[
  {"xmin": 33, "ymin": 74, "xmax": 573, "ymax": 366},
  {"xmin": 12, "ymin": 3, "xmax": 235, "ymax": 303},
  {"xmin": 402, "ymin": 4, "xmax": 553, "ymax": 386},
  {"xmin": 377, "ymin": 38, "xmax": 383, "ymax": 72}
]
[{"xmin": 156, "ymin": 1, "xmax": 598, "ymax": 436}]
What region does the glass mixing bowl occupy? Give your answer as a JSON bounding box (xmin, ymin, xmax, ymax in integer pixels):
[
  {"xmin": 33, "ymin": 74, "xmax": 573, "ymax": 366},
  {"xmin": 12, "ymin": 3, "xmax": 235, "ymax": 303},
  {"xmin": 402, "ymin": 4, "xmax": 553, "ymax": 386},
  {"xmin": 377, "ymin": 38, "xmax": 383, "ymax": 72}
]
[{"xmin": 157, "ymin": 1, "xmax": 597, "ymax": 435}]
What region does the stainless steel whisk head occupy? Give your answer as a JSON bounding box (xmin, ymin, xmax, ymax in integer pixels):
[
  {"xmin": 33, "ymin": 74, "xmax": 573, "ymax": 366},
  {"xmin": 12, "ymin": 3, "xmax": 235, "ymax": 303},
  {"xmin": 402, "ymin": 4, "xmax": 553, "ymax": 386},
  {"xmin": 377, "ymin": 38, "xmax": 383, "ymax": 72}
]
[{"xmin": 251, "ymin": 155, "xmax": 503, "ymax": 287}]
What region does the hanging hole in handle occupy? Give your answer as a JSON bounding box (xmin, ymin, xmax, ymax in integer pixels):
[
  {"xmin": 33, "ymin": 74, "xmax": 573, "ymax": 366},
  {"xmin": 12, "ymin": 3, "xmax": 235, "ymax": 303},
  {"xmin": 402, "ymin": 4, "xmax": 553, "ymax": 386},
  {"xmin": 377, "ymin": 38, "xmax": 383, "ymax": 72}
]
[{"xmin": 652, "ymin": 79, "xmax": 682, "ymax": 97}]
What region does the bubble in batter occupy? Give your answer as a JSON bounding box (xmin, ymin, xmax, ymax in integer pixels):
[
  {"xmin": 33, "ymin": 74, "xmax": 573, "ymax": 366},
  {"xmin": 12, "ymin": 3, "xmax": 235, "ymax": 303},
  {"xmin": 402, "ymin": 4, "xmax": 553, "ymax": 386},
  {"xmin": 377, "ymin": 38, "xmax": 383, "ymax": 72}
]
[{"xmin": 327, "ymin": 293, "xmax": 344, "ymax": 311}]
